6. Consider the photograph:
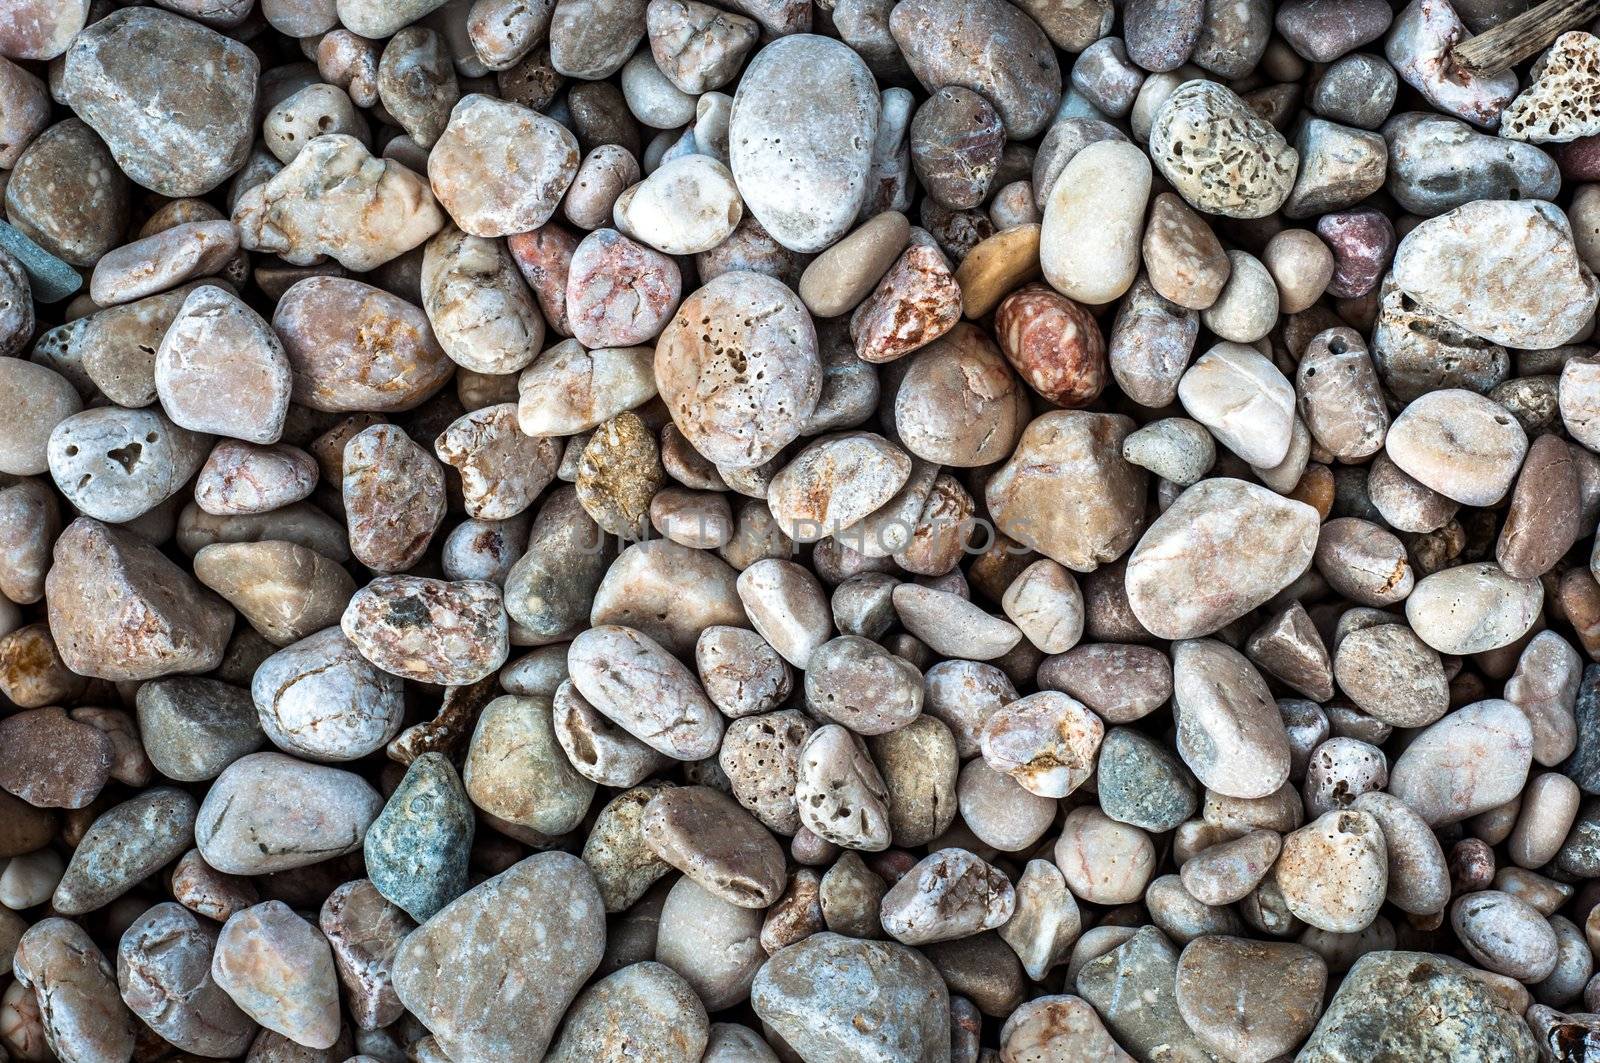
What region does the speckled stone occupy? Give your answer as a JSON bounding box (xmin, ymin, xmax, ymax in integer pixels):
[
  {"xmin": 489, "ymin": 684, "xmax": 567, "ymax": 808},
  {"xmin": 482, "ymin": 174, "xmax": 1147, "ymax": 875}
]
[
  {"xmin": 365, "ymin": 752, "xmax": 474, "ymax": 923},
  {"xmin": 751, "ymin": 933, "xmax": 950, "ymax": 1060},
  {"xmin": 53, "ymin": 788, "xmax": 197, "ymax": 915},
  {"xmin": 392, "ymin": 853, "xmax": 605, "ymax": 1062},
  {"xmin": 60, "ymin": 9, "xmax": 257, "ymax": 197},
  {"xmin": 1297, "ymin": 950, "xmax": 1538, "ymax": 1061}
]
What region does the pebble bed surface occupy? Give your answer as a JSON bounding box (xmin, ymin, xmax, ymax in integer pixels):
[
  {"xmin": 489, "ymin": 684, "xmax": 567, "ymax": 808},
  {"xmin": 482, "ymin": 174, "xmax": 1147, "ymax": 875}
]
[{"xmin": 8, "ymin": 0, "xmax": 1600, "ymax": 1060}]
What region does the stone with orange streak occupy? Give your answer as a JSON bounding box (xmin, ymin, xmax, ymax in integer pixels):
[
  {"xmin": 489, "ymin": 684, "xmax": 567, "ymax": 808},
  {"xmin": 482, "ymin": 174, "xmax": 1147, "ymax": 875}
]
[
  {"xmin": 506, "ymin": 223, "xmax": 578, "ymax": 336},
  {"xmin": 274, "ymin": 277, "xmax": 453, "ymax": 413},
  {"xmin": 849, "ymin": 236, "xmax": 962, "ymax": 364}
]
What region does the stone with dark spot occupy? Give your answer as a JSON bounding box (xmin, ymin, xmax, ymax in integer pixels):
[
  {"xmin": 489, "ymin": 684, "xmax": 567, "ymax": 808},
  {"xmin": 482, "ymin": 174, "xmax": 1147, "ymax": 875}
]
[
  {"xmin": 1296, "ymin": 950, "xmax": 1538, "ymax": 1061},
  {"xmin": 195, "ymin": 751, "xmax": 382, "ymax": 875}
]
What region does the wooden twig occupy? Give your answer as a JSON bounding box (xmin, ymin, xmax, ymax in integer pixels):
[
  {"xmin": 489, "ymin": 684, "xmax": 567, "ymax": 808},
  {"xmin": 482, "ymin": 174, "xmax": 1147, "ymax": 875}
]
[{"xmin": 1452, "ymin": 0, "xmax": 1600, "ymax": 75}]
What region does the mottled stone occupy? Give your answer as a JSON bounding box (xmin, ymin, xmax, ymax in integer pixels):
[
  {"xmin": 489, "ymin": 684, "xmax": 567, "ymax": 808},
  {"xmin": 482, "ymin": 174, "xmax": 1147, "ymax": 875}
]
[
  {"xmin": 428, "ymin": 94, "xmax": 579, "ymax": 237},
  {"xmin": 1297, "ymin": 951, "xmax": 1538, "ymax": 1061},
  {"xmin": 212, "ymin": 901, "xmax": 340, "ymax": 1050},
  {"xmin": 366, "ymin": 753, "xmax": 473, "ymax": 923},
  {"xmin": 117, "ymin": 903, "xmax": 253, "ymax": 1058},
  {"xmin": 47, "ymin": 518, "xmax": 233, "ymax": 682},
  {"xmin": 13, "ymin": 918, "xmax": 135, "ymax": 1063},
  {"xmin": 751, "ymin": 933, "xmax": 950, "ymax": 1061},
  {"xmin": 1150, "ymin": 80, "xmax": 1297, "ymax": 218},
  {"xmin": 274, "ymin": 277, "xmax": 453, "ymax": 413},
  {"xmin": 1389, "ymin": 700, "xmax": 1534, "ymax": 825},
  {"xmin": 61, "ymin": 9, "xmax": 256, "ymax": 196},
  {"xmin": 392, "ymin": 853, "xmax": 605, "ymax": 1062}
]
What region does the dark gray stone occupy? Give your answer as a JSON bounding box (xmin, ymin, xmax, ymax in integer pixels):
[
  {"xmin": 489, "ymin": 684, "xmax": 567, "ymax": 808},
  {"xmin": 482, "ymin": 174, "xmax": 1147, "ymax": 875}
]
[
  {"xmin": 1562, "ymin": 665, "xmax": 1600, "ymax": 795},
  {"xmin": 135, "ymin": 677, "xmax": 264, "ymax": 783}
]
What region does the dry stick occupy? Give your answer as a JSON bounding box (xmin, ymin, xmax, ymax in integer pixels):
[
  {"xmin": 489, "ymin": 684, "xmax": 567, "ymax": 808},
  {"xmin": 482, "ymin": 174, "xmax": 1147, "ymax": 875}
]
[{"xmin": 1451, "ymin": 0, "xmax": 1600, "ymax": 75}]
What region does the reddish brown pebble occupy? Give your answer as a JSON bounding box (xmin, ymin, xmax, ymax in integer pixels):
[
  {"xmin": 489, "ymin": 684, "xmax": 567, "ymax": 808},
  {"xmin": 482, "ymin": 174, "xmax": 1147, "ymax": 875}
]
[{"xmin": 995, "ymin": 282, "xmax": 1108, "ymax": 407}]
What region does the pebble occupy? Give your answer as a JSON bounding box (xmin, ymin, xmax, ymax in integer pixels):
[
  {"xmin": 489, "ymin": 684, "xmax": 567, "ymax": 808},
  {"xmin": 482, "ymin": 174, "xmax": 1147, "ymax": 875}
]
[
  {"xmin": 195, "ymin": 752, "xmax": 381, "ymax": 874},
  {"xmin": 1170, "ymin": 638, "xmax": 1292, "ymax": 799},
  {"xmin": 1452, "ymin": 890, "xmax": 1559, "ymax": 982},
  {"xmin": 796, "ymin": 724, "xmax": 892, "ymax": 851},
  {"xmin": 1126, "ymin": 478, "xmax": 1318, "ymax": 639},
  {"xmin": 1405, "ymin": 563, "xmax": 1544, "ymax": 655},
  {"xmin": 212, "ymin": 900, "xmax": 341, "ymax": 1050},
  {"xmin": 136, "ymin": 678, "xmax": 263, "ymax": 782},
  {"xmin": 61, "ymin": 9, "xmax": 255, "ymax": 197},
  {"xmin": 986, "ymin": 411, "xmax": 1145, "ymax": 573},
  {"xmin": 1174, "ymin": 936, "xmax": 1326, "ymax": 1063},
  {"xmin": 1149, "ymin": 80, "xmax": 1298, "ymax": 219},
  {"xmin": 655, "ymin": 271, "xmax": 820, "ymax": 469},
  {"xmin": 1388, "ymin": 699, "xmax": 1534, "ymax": 825},
  {"xmin": 235, "ymin": 135, "xmax": 441, "ymax": 270},
  {"xmin": 116, "ymin": 902, "xmax": 253, "ymax": 1058},
  {"xmin": 728, "ymin": 36, "xmax": 878, "ymax": 253},
  {"xmin": 365, "ymin": 752, "xmax": 473, "ymax": 922},
  {"xmin": 54, "ymin": 788, "xmax": 196, "ymax": 915},
  {"xmin": 46, "ymin": 517, "xmax": 233, "ymax": 681},
  {"xmin": 1386, "ymin": 389, "xmax": 1528, "ymax": 507},
  {"xmin": 1075, "ymin": 926, "xmax": 1217, "ymax": 1061},
  {"xmin": 0, "ymin": 358, "xmax": 81, "ymax": 477},
  {"xmin": 428, "ymin": 94, "xmax": 579, "ymax": 237},
  {"xmin": 422, "ymin": 228, "xmax": 544, "ymax": 375},
  {"xmin": 1142, "ymin": 191, "xmax": 1230, "ymax": 309},
  {"xmin": 891, "ymin": 0, "xmax": 1060, "ymax": 138},
  {"xmin": 1178, "ymin": 341, "xmax": 1295, "ymax": 466},
  {"xmin": 1391, "ymin": 199, "xmax": 1599, "ymax": 351},
  {"xmin": 393, "ymin": 854, "xmax": 603, "ymax": 1061},
  {"xmin": 49, "ymin": 406, "xmax": 209, "ymax": 524},
  {"xmin": 643, "ymin": 785, "xmax": 786, "ymax": 908},
  {"xmin": 656, "ymin": 875, "xmax": 764, "ymax": 1009},
  {"xmin": 546, "ymin": 961, "xmax": 708, "ymax": 1063},
  {"xmin": 1298, "ymin": 950, "xmax": 1538, "ymax": 1059},
  {"xmin": 880, "ymin": 848, "xmax": 1015, "ymax": 946},
  {"xmin": 1039, "ymin": 140, "xmax": 1148, "ymax": 305},
  {"xmin": 13, "ymin": 918, "xmax": 135, "ymax": 1063},
  {"xmin": 1384, "ymin": 112, "xmax": 1559, "ymax": 217},
  {"xmin": 569, "ymin": 625, "xmax": 724, "ymax": 759},
  {"xmin": 850, "ymin": 236, "xmax": 962, "ymax": 364},
  {"xmin": 615, "ymin": 154, "xmax": 742, "ymax": 255},
  {"xmin": 274, "ymin": 277, "xmax": 452, "ymax": 412},
  {"xmin": 1386, "ymin": 0, "xmax": 1517, "ymax": 128},
  {"xmin": 251, "ymin": 626, "xmax": 403, "ymax": 761},
  {"xmin": 751, "ymin": 933, "xmax": 950, "ymax": 1061}
]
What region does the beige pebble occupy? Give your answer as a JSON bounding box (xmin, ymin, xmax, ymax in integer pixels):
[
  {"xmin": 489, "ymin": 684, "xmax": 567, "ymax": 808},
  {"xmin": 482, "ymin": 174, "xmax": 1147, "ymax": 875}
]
[
  {"xmin": 1385, "ymin": 389, "xmax": 1528, "ymax": 507},
  {"xmin": 1039, "ymin": 140, "xmax": 1149, "ymax": 306},
  {"xmin": 1178, "ymin": 341, "xmax": 1295, "ymax": 467},
  {"xmin": 1276, "ymin": 809, "xmax": 1387, "ymax": 934},
  {"xmin": 1388, "ymin": 699, "xmax": 1534, "ymax": 826},
  {"xmin": 1053, "ymin": 806, "xmax": 1155, "ymax": 905}
]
